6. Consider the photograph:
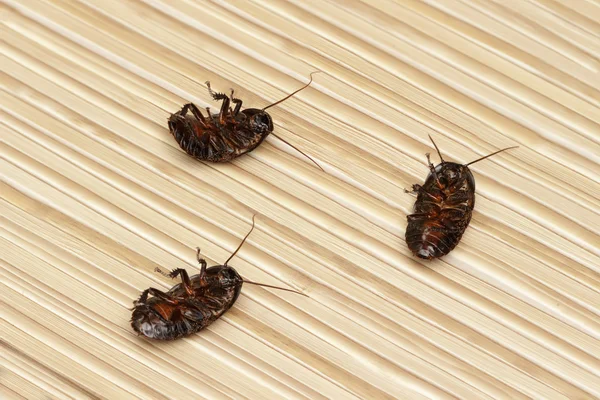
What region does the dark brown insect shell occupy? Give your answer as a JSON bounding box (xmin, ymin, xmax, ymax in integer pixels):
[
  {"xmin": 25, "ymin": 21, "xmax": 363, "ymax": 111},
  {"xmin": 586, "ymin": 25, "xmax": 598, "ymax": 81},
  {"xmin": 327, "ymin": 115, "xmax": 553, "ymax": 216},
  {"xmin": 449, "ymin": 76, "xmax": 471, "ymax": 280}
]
[
  {"xmin": 168, "ymin": 72, "xmax": 323, "ymax": 171},
  {"xmin": 130, "ymin": 215, "xmax": 306, "ymax": 341},
  {"xmin": 405, "ymin": 136, "xmax": 518, "ymax": 260}
]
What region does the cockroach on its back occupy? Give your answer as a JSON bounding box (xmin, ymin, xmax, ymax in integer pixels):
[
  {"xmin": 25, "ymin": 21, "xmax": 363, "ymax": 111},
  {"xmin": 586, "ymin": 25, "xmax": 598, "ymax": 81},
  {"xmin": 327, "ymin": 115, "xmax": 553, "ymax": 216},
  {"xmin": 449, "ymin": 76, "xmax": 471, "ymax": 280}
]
[
  {"xmin": 131, "ymin": 215, "xmax": 306, "ymax": 340},
  {"xmin": 405, "ymin": 136, "xmax": 518, "ymax": 260},
  {"xmin": 168, "ymin": 72, "xmax": 323, "ymax": 171}
]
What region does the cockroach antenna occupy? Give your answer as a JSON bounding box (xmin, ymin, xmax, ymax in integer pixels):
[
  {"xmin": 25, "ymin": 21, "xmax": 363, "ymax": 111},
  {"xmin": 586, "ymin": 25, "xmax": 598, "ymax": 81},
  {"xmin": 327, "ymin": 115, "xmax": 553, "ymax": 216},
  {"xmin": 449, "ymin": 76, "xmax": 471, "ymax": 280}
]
[
  {"xmin": 262, "ymin": 71, "xmax": 321, "ymax": 111},
  {"xmin": 242, "ymin": 280, "xmax": 308, "ymax": 297},
  {"xmin": 224, "ymin": 215, "xmax": 257, "ymax": 267},
  {"xmin": 428, "ymin": 135, "xmax": 517, "ymax": 166},
  {"xmin": 263, "ymin": 72, "xmax": 324, "ymax": 172},
  {"xmin": 224, "ymin": 214, "xmax": 306, "ymax": 296},
  {"xmin": 270, "ymin": 132, "xmax": 325, "ymax": 172},
  {"xmin": 465, "ymin": 145, "xmax": 519, "ymax": 166},
  {"xmin": 428, "ymin": 134, "xmax": 445, "ymax": 163}
]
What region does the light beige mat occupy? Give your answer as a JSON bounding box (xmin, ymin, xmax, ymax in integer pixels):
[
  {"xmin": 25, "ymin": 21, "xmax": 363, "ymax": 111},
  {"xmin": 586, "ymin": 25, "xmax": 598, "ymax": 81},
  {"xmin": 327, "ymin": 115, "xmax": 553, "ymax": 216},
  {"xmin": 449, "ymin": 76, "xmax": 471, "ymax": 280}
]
[{"xmin": 2, "ymin": 1, "xmax": 600, "ymax": 399}]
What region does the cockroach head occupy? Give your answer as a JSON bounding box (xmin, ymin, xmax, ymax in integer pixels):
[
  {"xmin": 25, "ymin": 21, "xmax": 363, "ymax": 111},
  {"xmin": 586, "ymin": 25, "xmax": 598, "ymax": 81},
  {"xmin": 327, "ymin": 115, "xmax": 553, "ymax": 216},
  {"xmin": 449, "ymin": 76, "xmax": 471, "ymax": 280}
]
[
  {"xmin": 434, "ymin": 162, "xmax": 471, "ymax": 188},
  {"xmin": 245, "ymin": 109, "xmax": 274, "ymax": 135},
  {"xmin": 217, "ymin": 266, "xmax": 243, "ymax": 288}
]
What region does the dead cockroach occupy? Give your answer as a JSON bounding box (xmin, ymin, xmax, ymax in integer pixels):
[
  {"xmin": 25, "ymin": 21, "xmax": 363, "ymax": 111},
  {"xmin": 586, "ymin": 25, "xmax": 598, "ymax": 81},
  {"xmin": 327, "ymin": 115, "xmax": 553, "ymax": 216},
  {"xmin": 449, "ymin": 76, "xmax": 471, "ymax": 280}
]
[
  {"xmin": 405, "ymin": 136, "xmax": 518, "ymax": 260},
  {"xmin": 131, "ymin": 216, "xmax": 306, "ymax": 340},
  {"xmin": 168, "ymin": 72, "xmax": 323, "ymax": 171}
]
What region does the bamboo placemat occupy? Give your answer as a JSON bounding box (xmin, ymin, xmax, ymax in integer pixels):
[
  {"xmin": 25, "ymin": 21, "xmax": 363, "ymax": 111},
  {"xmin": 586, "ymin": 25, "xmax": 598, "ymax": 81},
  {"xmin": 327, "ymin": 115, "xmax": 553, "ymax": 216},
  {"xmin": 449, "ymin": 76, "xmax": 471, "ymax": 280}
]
[{"xmin": 2, "ymin": 1, "xmax": 600, "ymax": 399}]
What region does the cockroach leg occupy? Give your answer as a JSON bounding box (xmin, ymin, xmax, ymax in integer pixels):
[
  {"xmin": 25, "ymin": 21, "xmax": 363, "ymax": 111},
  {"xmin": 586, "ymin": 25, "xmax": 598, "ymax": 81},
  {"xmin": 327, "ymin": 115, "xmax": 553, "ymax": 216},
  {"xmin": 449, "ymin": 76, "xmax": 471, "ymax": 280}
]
[
  {"xmin": 156, "ymin": 267, "xmax": 194, "ymax": 296},
  {"xmin": 205, "ymin": 81, "xmax": 221, "ymax": 101},
  {"xmin": 135, "ymin": 287, "xmax": 177, "ymax": 305},
  {"xmin": 174, "ymin": 103, "xmax": 188, "ymax": 116},
  {"xmin": 426, "ymin": 153, "xmax": 444, "ymax": 189},
  {"xmin": 196, "ymin": 247, "xmax": 209, "ymax": 285},
  {"xmin": 207, "ymin": 83, "xmax": 231, "ymax": 121},
  {"xmin": 205, "ymin": 81, "xmax": 231, "ymax": 124},
  {"xmin": 230, "ymin": 89, "xmax": 243, "ymax": 116},
  {"xmin": 206, "ymin": 107, "xmax": 216, "ymax": 123},
  {"xmin": 404, "ymin": 184, "xmax": 422, "ymax": 195},
  {"xmin": 186, "ymin": 103, "xmax": 208, "ymax": 126},
  {"xmin": 422, "ymin": 191, "xmax": 440, "ymax": 202},
  {"xmin": 196, "ymin": 248, "xmax": 207, "ymax": 274},
  {"xmin": 218, "ymin": 97, "xmax": 231, "ymax": 125},
  {"xmin": 135, "ymin": 289, "xmax": 151, "ymax": 304},
  {"xmin": 425, "ymin": 153, "xmax": 435, "ymax": 170}
]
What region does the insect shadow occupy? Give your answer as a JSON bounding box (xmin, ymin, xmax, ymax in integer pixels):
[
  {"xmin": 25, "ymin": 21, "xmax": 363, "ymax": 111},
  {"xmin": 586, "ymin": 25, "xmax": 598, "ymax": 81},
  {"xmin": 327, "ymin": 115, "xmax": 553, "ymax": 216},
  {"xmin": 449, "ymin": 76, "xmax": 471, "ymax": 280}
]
[
  {"xmin": 168, "ymin": 72, "xmax": 323, "ymax": 171},
  {"xmin": 405, "ymin": 135, "xmax": 518, "ymax": 260},
  {"xmin": 131, "ymin": 215, "xmax": 306, "ymax": 340}
]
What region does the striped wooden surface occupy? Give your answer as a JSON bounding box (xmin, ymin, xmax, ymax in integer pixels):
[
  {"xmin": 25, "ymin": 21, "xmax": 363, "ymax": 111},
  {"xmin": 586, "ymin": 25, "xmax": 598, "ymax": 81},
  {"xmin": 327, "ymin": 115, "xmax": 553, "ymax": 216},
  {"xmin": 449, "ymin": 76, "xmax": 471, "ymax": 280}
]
[{"xmin": 2, "ymin": 1, "xmax": 600, "ymax": 399}]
